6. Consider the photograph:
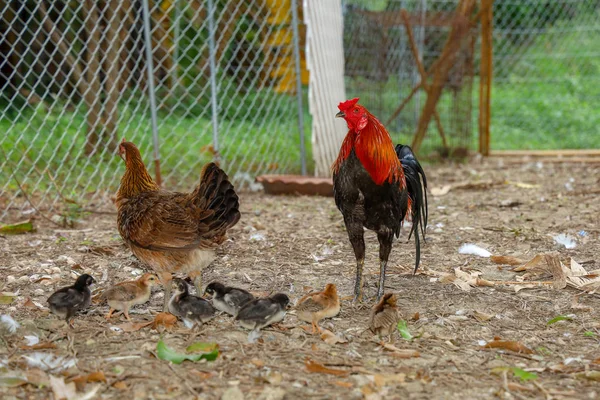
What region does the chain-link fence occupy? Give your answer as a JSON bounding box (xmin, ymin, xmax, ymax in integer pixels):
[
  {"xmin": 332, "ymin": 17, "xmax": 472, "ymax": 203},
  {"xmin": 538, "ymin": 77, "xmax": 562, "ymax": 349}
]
[
  {"xmin": 342, "ymin": 0, "xmax": 600, "ymax": 156},
  {"xmin": 492, "ymin": 0, "xmax": 600, "ymax": 151},
  {"xmin": 0, "ymin": 0, "xmax": 308, "ymax": 219}
]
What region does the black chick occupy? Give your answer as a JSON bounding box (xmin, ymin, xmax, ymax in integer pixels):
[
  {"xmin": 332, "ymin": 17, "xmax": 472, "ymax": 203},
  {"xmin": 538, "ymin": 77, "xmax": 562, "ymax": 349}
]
[
  {"xmin": 204, "ymin": 281, "xmax": 254, "ymax": 317},
  {"xmin": 47, "ymin": 274, "xmax": 95, "ymax": 328},
  {"xmin": 168, "ymin": 278, "xmax": 216, "ymax": 328},
  {"xmin": 235, "ymin": 293, "xmax": 290, "ymax": 332}
]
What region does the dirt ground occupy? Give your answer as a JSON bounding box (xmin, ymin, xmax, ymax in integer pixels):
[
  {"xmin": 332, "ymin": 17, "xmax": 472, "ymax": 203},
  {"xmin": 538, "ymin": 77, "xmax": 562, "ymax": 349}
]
[{"xmin": 1, "ymin": 158, "xmax": 599, "ymax": 400}]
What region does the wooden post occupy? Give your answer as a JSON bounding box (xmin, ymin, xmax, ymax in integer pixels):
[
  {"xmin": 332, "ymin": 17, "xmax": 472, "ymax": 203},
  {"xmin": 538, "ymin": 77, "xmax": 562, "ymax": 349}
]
[{"xmin": 479, "ymin": 0, "xmax": 493, "ymax": 155}]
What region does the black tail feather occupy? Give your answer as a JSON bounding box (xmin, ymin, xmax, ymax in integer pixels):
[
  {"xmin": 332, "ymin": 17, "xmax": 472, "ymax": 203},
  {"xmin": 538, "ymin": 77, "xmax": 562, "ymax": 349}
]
[{"xmin": 395, "ymin": 144, "xmax": 428, "ymax": 274}]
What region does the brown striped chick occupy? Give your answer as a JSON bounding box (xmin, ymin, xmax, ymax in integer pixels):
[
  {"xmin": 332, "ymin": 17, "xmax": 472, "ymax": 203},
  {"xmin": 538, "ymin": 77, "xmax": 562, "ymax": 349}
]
[
  {"xmin": 369, "ymin": 293, "xmax": 400, "ymax": 341},
  {"xmin": 296, "ymin": 283, "xmax": 340, "ymax": 334},
  {"xmin": 101, "ymin": 273, "xmax": 160, "ymax": 321}
]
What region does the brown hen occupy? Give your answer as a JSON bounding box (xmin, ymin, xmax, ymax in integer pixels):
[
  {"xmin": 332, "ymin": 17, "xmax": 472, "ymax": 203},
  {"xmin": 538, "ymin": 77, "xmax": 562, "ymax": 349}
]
[{"xmin": 116, "ymin": 140, "xmax": 240, "ymax": 310}]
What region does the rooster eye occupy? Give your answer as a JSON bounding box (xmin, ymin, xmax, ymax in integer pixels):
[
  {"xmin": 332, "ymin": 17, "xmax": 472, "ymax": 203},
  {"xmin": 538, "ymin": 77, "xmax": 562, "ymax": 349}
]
[{"xmin": 353, "ymin": 109, "xmax": 359, "ymax": 114}]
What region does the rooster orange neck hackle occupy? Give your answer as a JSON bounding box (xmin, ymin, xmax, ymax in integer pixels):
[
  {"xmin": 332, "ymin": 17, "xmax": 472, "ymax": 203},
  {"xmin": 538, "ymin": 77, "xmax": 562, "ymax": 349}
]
[
  {"xmin": 333, "ymin": 98, "xmax": 406, "ymax": 188},
  {"xmin": 117, "ymin": 142, "xmax": 159, "ymax": 200}
]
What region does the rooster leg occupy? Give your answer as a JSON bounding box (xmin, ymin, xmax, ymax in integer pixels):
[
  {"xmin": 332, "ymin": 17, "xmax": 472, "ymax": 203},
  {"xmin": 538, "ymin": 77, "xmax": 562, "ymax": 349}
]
[
  {"xmin": 377, "ymin": 232, "xmax": 394, "ymax": 301},
  {"xmin": 347, "ymin": 223, "xmax": 366, "ymax": 303},
  {"xmin": 160, "ymin": 272, "xmax": 172, "ymax": 312}
]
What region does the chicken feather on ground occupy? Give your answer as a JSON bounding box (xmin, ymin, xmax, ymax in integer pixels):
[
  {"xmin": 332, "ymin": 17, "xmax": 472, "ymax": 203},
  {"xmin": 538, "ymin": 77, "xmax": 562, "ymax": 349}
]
[
  {"xmin": 296, "ymin": 283, "xmax": 340, "ymax": 334},
  {"xmin": 333, "ymin": 98, "xmax": 428, "ymax": 302},
  {"xmin": 116, "ymin": 140, "xmax": 241, "ymax": 310}
]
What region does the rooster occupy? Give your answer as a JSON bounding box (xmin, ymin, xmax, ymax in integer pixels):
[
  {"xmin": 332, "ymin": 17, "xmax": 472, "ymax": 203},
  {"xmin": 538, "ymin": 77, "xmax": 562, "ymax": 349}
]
[
  {"xmin": 116, "ymin": 140, "xmax": 240, "ymax": 311},
  {"xmin": 333, "ymin": 98, "xmax": 428, "ymax": 302}
]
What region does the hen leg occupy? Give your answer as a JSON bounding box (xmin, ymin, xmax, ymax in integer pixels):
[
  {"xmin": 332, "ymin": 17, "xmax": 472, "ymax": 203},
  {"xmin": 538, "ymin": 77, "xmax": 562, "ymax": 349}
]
[
  {"xmin": 160, "ymin": 272, "xmax": 172, "ymax": 312},
  {"xmin": 377, "ymin": 231, "xmax": 394, "ymax": 301},
  {"xmin": 346, "ymin": 220, "xmax": 365, "ymax": 303},
  {"xmin": 189, "ymin": 270, "xmax": 203, "ymax": 297}
]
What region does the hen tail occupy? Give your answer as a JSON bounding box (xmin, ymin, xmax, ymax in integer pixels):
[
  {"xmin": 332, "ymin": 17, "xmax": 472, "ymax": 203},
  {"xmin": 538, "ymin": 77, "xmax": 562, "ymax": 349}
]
[
  {"xmin": 192, "ymin": 163, "xmax": 241, "ymax": 235},
  {"xmin": 395, "ymin": 144, "xmax": 428, "ymax": 274}
]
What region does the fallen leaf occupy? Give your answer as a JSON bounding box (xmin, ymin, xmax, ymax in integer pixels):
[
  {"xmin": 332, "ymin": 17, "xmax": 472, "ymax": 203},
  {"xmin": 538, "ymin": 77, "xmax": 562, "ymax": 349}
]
[
  {"xmin": 0, "ymin": 374, "xmax": 27, "ymax": 387},
  {"xmin": 320, "ymin": 329, "xmax": 348, "ymax": 345},
  {"xmin": 411, "ymin": 312, "xmax": 420, "ymax": 321},
  {"xmin": 396, "ymin": 320, "xmax": 413, "ymax": 340},
  {"xmin": 505, "ymin": 180, "xmax": 540, "ymax": 189},
  {"xmin": 305, "ymin": 359, "xmax": 349, "ymax": 376},
  {"xmin": 379, "ymin": 342, "xmax": 420, "ymax": 358},
  {"xmin": 575, "ymin": 371, "xmax": 600, "ymax": 381},
  {"xmin": 186, "ymin": 342, "xmax": 219, "ymax": 354},
  {"xmin": 473, "ymin": 310, "xmax": 494, "ymax": 322},
  {"xmin": 490, "ymin": 255, "xmax": 526, "ymax": 266},
  {"xmin": 114, "ymin": 321, "xmax": 153, "ymax": 332},
  {"xmin": 507, "ymin": 382, "xmax": 535, "ymax": 392},
  {"xmin": 0, "ymin": 220, "xmax": 35, "ymax": 234},
  {"xmin": 69, "ymin": 371, "xmax": 106, "ymax": 391},
  {"xmin": 50, "ymin": 375, "xmax": 77, "ymax": 400},
  {"xmin": 25, "ymin": 369, "xmax": 49, "ymax": 387},
  {"xmin": 19, "ymin": 342, "xmax": 57, "ymax": 350},
  {"xmin": 112, "ymin": 381, "xmax": 127, "ymax": 390},
  {"xmin": 514, "ymin": 254, "xmax": 546, "ymax": 272},
  {"xmin": 190, "ymin": 369, "xmax": 213, "ymax": 379},
  {"xmin": 156, "ymin": 340, "xmax": 219, "ymax": 364},
  {"xmin": 0, "ymin": 293, "xmax": 17, "ymax": 304},
  {"xmin": 250, "ymin": 359, "xmax": 264, "ymax": 368},
  {"xmin": 373, "ymin": 373, "xmax": 406, "ymax": 387},
  {"xmin": 333, "ymin": 380, "xmax": 353, "ymax": 388},
  {"xmin": 491, "ymin": 367, "xmax": 538, "ymax": 381},
  {"xmin": 23, "ymin": 298, "xmax": 38, "ymax": 308},
  {"xmin": 483, "ymin": 340, "xmax": 534, "ymax": 354},
  {"xmin": 430, "ymin": 185, "xmax": 452, "ymax": 196},
  {"xmin": 547, "ymin": 315, "xmax": 573, "ymax": 325}
]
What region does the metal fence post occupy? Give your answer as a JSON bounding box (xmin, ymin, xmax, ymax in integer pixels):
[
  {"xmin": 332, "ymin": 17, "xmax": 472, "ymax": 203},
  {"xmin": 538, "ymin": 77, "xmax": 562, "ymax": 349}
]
[
  {"xmin": 141, "ymin": 0, "xmax": 162, "ymax": 185},
  {"xmin": 207, "ymin": 0, "xmax": 220, "ymax": 162},
  {"xmin": 291, "ymin": 0, "xmax": 307, "ymax": 176}
]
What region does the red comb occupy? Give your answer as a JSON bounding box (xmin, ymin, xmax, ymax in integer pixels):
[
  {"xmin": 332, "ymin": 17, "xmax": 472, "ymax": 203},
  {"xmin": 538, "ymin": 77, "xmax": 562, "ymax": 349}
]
[{"xmin": 338, "ymin": 97, "xmax": 360, "ymax": 111}]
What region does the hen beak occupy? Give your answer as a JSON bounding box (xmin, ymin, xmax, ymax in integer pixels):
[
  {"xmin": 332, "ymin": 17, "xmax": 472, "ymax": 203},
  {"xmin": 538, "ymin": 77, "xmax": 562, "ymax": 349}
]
[{"xmin": 335, "ymin": 111, "xmax": 345, "ymax": 118}]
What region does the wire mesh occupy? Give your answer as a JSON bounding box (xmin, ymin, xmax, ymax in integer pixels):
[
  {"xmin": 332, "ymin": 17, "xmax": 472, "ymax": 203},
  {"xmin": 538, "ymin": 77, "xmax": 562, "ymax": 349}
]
[
  {"xmin": 342, "ymin": 0, "xmax": 600, "ymax": 156},
  {"xmin": 0, "ymin": 0, "xmax": 308, "ymax": 219},
  {"xmin": 343, "ymin": 0, "xmax": 476, "ymax": 158}
]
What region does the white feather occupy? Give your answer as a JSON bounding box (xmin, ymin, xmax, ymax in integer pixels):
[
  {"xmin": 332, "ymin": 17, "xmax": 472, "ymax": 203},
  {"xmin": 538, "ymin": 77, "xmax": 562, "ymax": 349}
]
[
  {"xmin": 553, "ymin": 233, "xmax": 576, "ymax": 249},
  {"xmin": 0, "ymin": 315, "xmax": 20, "ymax": 334},
  {"xmin": 22, "ymin": 352, "xmax": 77, "ymax": 371},
  {"xmin": 458, "ymin": 244, "xmax": 491, "ymax": 258},
  {"xmin": 24, "ymin": 335, "xmax": 39, "ymax": 346}
]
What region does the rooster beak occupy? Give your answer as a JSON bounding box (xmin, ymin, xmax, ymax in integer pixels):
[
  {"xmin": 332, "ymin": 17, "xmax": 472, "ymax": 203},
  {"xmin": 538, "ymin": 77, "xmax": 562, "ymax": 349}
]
[{"xmin": 335, "ymin": 111, "xmax": 345, "ymax": 118}]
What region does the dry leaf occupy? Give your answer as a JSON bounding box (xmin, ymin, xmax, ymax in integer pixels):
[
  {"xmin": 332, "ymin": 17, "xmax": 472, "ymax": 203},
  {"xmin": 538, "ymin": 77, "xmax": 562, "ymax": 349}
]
[
  {"xmin": 333, "ymin": 380, "xmax": 353, "ymax": 388},
  {"xmin": 482, "ymin": 340, "xmax": 534, "ymax": 354},
  {"xmin": 190, "ymin": 369, "xmax": 213, "ymax": 379},
  {"xmin": 320, "ymin": 329, "xmax": 348, "ymax": 345},
  {"xmin": 25, "ymin": 369, "xmax": 49, "ymax": 387},
  {"xmin": 250, "ymin": 359, "xmax": 264, "ymax": 368},
  {"xmin": 411, "ymin": 312, "xmax": 420, "ymax": 321},
  {"xmin": 19, "ymin": 342, "xmax": 57, "ymax": 350},
  {"xmin": 514, "ymin": 254, "xmax": 546, "ymax": 272},
  {"xmin": 473, "ymin": 310, "xmax": 494, "ymax": 322},
  {"xmin": 430, "ymin": 185, "xmax": 452, "ymax": 196},
  {"xmin": 476, "ymin": 278, "xmax": 495, "ymax": 287},
  {"xmin": 507, "ymin": 382, "xmax": 535, "ymax": 392},
  {"xmin": 23, "ymin": 297, "xmax": 38, "ymax": 308},
  {"xmin": 112, "ymin": 381, "xmax": 127, "ymax": 390},
  {"xmin": 380, "ymin": 342, "xmax": 420, "ymax": 358},
  {"xmin": 69, "ymin": 371, "xmax": 106, "ymax": 391},
  {"xmin": 373, "ymin": 373, "xmax": 406, "ymax": 387},
  {"xmin": 305, "ymin": 359, "xmax": 349, "ymax": 376},
  {"xmin": 50, "ymin": 376, "xmax": 77, "ymax": 400},
  {"xmin": 490, "ymin": 255, "xmax": 526, "ymax": 266}
]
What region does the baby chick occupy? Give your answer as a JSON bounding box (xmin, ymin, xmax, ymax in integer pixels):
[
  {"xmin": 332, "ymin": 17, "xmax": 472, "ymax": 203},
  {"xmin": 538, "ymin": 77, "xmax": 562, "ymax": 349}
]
[
  {"xmin": 101, "ymin": 273, "xmax": 160, "ymax": 321},
  {"xmin": 169, "ymin": 278, "xmax": 216, "ymax": 327},
  {"xmin": 204, "ymin": 281, "xmax": 254, "ymax": 317},
  {"xmin": 369, "ymin": 293, "xmax": 400, "ymax": 341},
  {"xmin": 296, "ymin": 283, "xmax": 340, "ymax": 334},
  {"xmin": 235, "ymin": 293, "xmax": 290, "ymax": 332},
  {"xmin": 47, "ymin": 274, "xmax": 95, "ymax": 328}
]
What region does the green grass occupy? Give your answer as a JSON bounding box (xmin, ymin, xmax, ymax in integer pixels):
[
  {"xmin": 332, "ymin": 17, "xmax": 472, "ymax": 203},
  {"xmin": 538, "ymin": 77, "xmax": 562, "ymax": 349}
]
[{"xmin": 0, "ymin": 91, "xmax": 312, "ymax": 197}]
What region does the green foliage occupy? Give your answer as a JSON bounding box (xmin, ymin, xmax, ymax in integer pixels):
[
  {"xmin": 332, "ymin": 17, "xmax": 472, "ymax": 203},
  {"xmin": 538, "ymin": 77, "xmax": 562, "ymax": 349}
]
[
  {"xmin": 396, "ymin": 320, "xmax": 413, "ymax": 341},
  {"xmin": 156, "ymin": 339, "xmax": 219, "ymax": 364}
]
